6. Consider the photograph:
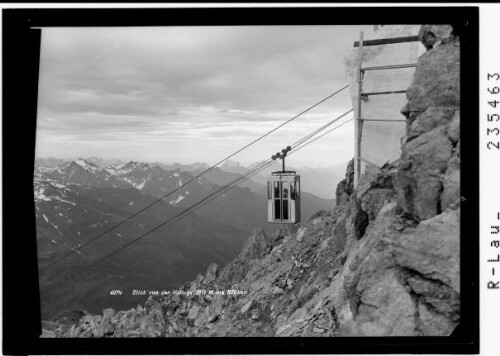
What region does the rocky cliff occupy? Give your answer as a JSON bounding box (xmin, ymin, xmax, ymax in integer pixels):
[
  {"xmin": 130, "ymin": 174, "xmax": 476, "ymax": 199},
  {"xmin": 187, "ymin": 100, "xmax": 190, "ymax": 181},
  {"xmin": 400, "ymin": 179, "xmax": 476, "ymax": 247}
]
[{"xmin": 50, "ymin": 25, "xmax": 460, "ymax": 338}]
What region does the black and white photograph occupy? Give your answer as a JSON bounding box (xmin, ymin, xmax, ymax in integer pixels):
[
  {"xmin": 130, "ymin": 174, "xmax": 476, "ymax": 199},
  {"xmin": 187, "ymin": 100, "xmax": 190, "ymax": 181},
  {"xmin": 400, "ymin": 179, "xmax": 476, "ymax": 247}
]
[{"xmin": 2, "ymin": 4, "xmax": 485, "ymax": 355}]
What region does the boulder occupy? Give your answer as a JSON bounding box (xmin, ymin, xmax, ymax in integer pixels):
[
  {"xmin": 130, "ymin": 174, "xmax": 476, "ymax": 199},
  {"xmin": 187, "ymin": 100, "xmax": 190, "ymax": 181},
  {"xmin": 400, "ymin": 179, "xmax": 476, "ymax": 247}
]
[
  {"xmin": 272, "ymin": 286, "xmax": 284, "ymax": 295},
  {"xmin": 145, "ymin": 297, "xmax": 163, "ymax": 317},
  {"xmin": 407, "ymin": 275, "xmax": 460, "ymax": 320},
  {"xmin": 344, "ymin": 208, "xmax": 460, "ymax": 336},
  {"xmin": 418, "ymin": 25, "xmax": 455, "ymax": 50},
  {"xmin": 376, "ymin": 201, "xmax": 398, "ymax": 219},
  {"xmin": 240, "ymin": 300, "xmax": 255, "ymax": 314},
  {"xmin": 69, "ymin": 325, "xmax": 81, "ymax": 338},
  {"xmin": 93, "ymin": 325, "xmax": 105, "ymax": 338},
  {"xmin": 391, "ymin": 209, "xmax": 460, "ymax": 293},
  {"xmin": 104, "ymin": 323, "xmax": 114, "ymax": 336},
  {"xmin": 417, "ymin": 302, "xmax": 457, "ymax": 336},
  {"xmin": 102, "ymin": 308, "xmax": 116, "ymax": 320},
  {"xmin": 407, "ymin": 107, "xmax": 456, "ymax": 141},
  {"xmin": 360, "ymin": 188, "xmax": 394, "ymax": 221},
  {"xmin": 403, "ymin": 43, "xmax": 460, "ymax": 119},
  {"xmin": 395, "ymin": 126, "xmax": 453, "ymax": 220},
  {"xmin": 441, "ymin": 157, "xmax": 460, "ymax": 211},
  {"xmin": 187, "ymin": 305, "xmax": 200, "ymax": 320},
  {"xmin": 205, "ymin": 263, "xmax": 219, "ymax": 283},
  {"xmin": 296, "ymin": 227, "xmax": 306, "ymax": 242},
  {"xmin": 356, "ymin": 269, "xmax": 418, "ymax": 336}
]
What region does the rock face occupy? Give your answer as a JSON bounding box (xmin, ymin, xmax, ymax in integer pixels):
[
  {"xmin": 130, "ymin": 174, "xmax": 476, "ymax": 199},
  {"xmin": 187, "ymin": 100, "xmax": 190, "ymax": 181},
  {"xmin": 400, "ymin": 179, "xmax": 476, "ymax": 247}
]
[
  {"xmin": 218, "ymin": 227, "xmax": 275, "ymax": 287},
  {"xmin": 344, "ymin": 209, "xmax": 460, "ymax": 336},
  {"xmin": 335, "ymin": 159, "xmax": 355, "ymax": 205},
  {"xmin": 418, "ymin": 25, "xmax": 455, "ymax": 50},
  {"xmin": 342, "ymin": 24, "xmax": 460, "ymax": 336},
  {"xmin": 397, "ymin": 25, "xmax": 460, "ymax": 221},
  {"xmin": 51, "ymin": 25, "xmax": 460, "ymax": 338}
]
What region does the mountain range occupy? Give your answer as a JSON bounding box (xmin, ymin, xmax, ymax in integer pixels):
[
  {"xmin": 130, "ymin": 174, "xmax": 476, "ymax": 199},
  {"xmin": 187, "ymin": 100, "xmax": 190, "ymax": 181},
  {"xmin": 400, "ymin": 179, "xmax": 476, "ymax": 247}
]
[
  {"xmin": 36, "ymin": 157, "xmax": 347, "ymax": 199},
  {"xmin": 34, "ymin": 158, "xmax": 334, "ymax": 318}
]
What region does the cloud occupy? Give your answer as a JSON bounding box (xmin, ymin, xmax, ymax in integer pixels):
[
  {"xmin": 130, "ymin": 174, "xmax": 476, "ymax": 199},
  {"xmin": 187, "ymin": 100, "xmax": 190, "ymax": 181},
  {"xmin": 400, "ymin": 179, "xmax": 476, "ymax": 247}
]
[{"xmin": 36, "ymin": 25, "xmax": 369, "ymax": 166}]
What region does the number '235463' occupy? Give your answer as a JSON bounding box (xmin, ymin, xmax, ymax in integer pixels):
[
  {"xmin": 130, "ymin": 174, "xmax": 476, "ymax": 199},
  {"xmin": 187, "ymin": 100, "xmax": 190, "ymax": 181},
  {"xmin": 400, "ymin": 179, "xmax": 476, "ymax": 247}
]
[{"xmin": 487, "ymin": 73, "xmax": 500, "ymax": 150}]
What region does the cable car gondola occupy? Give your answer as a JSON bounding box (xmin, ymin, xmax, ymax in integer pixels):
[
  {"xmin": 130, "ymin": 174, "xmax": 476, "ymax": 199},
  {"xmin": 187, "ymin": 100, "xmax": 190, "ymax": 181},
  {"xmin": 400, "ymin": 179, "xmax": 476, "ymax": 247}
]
[{"xmin": 267, "ymin": 146, "xmax": 301, "ymax": 224}]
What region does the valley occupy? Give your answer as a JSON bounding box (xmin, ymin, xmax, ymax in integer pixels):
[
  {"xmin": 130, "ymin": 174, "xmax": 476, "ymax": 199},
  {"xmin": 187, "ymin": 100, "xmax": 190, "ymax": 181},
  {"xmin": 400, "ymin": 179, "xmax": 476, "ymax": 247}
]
[{"xmin": 34, "ymin": 158, "xmax": 335, "ymax": 318}]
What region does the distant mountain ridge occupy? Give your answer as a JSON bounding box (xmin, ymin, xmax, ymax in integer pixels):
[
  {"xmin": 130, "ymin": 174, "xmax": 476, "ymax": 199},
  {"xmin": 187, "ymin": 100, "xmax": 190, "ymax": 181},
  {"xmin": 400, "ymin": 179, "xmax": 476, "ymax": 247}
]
[
  {"xmin": 36, "ymin": 157, "xmax": 347, "ymax": 199},
  {"xmin": 156, "ymin": 162, "xmax": 211, "ymax": 172},
  {"xmin": 43, "ymin": 159, "xmax": 132, "ymax": 189},
  {"xmin": 34, "ymin": 163, "xmax": 250, "ymax": 318},
  {"xmin": 34, "ymin": 158, "xmax": 335, "ymax": 318}
]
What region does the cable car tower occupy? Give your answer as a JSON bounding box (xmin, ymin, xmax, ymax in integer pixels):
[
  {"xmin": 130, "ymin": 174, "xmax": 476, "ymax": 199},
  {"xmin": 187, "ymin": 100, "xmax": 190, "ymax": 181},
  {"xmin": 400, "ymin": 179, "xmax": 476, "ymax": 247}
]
[{"xmin": 267, "ymin": 146, "xmax": 301, "ymax": 224}]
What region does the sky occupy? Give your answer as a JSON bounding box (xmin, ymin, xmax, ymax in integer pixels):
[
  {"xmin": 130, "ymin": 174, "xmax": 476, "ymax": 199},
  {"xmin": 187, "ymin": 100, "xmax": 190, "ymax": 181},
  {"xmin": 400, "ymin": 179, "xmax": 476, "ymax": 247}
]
[{"xmin": 36, "ymin": 25, "xmax": 373, "ymax": 168}]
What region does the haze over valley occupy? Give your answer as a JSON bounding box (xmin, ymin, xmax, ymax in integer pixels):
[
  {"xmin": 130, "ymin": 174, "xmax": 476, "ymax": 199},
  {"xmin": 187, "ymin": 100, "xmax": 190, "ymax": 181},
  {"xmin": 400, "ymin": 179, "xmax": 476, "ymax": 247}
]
[{"xmin": 35, "ymin": 157, "xmax": 337, "ymax": 317}]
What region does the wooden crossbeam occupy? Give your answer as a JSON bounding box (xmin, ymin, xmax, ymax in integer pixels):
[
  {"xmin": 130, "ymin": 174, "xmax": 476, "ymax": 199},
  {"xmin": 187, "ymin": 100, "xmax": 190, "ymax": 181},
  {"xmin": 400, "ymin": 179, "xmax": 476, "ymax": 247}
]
[
  {"xmin": 362, "ymin": 63, "xmax": 417, "ymax": 71},
  {"xmin": 361, "ymin": 119, "xmax": 407, "ymax": 122},
  {"xmin": 359, "ymin": 156, "xmax": 380, "ymax": 169},
  {"xmin": 362, "ymin": 90, "xmax": 407, "ymax": 96},
  {"xmin": 353, "ymin": 35, "xmax": 419, "ymax": 47}
]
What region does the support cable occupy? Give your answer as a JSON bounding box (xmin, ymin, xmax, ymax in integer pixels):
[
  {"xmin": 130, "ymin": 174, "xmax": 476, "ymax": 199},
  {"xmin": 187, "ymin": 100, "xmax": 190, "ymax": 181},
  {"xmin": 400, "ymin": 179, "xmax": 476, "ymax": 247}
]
[
  {"xmin": 42, "ymin": 159, "xmax": 276, "ymax": 297},
  {"xmin": 39, "ymin": 85, "xmax": 349, "ymax": 273},
  {"xmin": 41, "ymin": 109, "xmax": 354, "ymax": 296}
]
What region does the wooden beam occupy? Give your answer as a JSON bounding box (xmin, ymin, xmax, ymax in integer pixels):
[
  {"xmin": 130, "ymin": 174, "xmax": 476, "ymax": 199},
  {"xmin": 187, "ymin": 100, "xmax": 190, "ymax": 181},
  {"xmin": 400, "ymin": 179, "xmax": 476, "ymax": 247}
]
[
  {"xmin": 361, "ymin": 119, "xmax": 407, "ymax": 122},
  {"xmin": 353, "ymin": 35, "xmax": 419, "ymax": 47},
  {"xmin": 359, "ymin": 156, "xmax": 380, "ymax": 169},
  {"xmin": 354, "ymin": 31, "xmax": 364, "ymax": 188},
  {"xmin": 362, "ymin": 63, "xmax": 417, "ymax": 71},
  {"xmin": 362, "ymin": 90, "xmax": 407, "ymax": 96}
]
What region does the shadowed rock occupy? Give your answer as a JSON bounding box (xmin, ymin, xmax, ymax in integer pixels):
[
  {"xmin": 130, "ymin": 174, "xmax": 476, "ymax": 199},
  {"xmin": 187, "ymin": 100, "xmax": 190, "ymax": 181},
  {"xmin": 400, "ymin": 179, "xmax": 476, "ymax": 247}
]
[
  {"xmin": 396, "ymin": 25, "xmax": 459, "ymax": 221},
  {"xmin": 418, "ymin": 25, "xmax": 455, "ymax": 50},
  {"xmin": 335, "ymin": 159, "xmax": 355, "ymax": 205}
]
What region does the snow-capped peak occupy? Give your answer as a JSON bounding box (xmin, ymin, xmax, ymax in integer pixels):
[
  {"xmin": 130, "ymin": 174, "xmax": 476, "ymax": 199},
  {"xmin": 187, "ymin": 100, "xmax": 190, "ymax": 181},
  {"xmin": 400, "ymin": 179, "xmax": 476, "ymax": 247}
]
[
  {"xmin": 74, "ymin": 159, "xmax": 99, "ymax": 172},
  {"xmin": 107, "ymin": 161, "xmax": 150, "ymax": 175},
  {"xmin": 56, "ymin": 159, "xmax": 101, "ymax": 174}
]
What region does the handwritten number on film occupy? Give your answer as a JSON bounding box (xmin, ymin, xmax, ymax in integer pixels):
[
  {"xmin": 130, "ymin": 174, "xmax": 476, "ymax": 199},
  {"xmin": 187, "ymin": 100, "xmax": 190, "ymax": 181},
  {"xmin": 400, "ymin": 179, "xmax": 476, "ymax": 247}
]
[{"xmin": 487, "ymin": 73, "xmax": 500, "ymax": 150}]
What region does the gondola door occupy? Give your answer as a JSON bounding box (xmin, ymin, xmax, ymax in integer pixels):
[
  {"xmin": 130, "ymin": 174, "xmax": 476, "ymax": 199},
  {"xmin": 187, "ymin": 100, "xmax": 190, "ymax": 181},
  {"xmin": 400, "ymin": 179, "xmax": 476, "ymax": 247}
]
[{"xmin": 270, "ymin": 179, "xmax": 289, "ymax": 222}]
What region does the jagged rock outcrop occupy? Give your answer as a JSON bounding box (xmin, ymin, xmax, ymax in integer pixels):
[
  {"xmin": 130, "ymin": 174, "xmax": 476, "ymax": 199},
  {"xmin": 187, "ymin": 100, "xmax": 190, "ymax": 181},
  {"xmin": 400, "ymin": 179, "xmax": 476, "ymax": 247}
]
[
  {"xmin": 335, "ymin": 159, "xmax": 355, "ymax": 206},
  {"xmin": 218, "ymin": 227, "xmax": 276, "ymax": 287},
  {"xmin": 343, "ymin": 208, "xmax": 460, "ymax": 336},
  {"xmin": 397, "ymin": 25, "xmax": 460, "ymax": 221},
  {"xmin": 343, "ymin": 24, "xmax": 460, "ymax": 336},
  {"xmin": 418, "ymin": 25, "xmax": 455, "ymax": 50},
  {"xmin": 51, "ymin": 25, "xmax": 460, "ymax": 338}
]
